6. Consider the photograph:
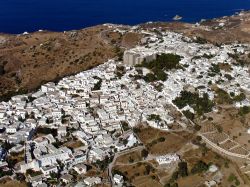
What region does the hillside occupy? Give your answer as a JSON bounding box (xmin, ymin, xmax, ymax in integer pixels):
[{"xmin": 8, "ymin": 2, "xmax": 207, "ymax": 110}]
[{"xmin": 0, "ymin": 11, "xmax": 250, "ymax": 100}]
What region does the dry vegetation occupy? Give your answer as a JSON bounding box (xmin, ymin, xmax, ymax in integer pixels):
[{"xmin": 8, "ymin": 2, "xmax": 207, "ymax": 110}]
[
  {"xmin": 113, "ymin": 140, "xmax": 249, "ymax": 187},
  {"xmin": 115, "ymin": 150, "xmax": 143, "ymax": 164},
  {"xmin": 63, "ymin": 140, "xmax": 85, "ymax": 149},
  {"xmin": 113, "ymin": 123, "xmax": 250, "ymax": 187},
  {"xmin": 181, "ymin": 146, "xmax": 248, "ymax": 187},
  {"xmin": 9, "ymin": 151, "xmax": 25, "ymax": 163},
  {"xmin": 204, "ymin": 107, "xmax": 250, "ymax": 149},
  {"xmin": 113, "ymin": 162, "xmax": 162, "ymax": 187},
  {"xmin": 0, "ymin": 178, "xmax": 27, "ymax": 187},
  {"xmin": 135, "ymin": 126, "xmax": 193, "ymax": 155},
  {"xmin": 0, "ymin": 25, "xmax": 134, "ymax": 100}
]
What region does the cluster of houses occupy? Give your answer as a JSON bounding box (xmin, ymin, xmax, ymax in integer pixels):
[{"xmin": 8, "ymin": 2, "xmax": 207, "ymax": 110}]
[
  {"xmin": 0, "ymin": 28, "xmax": 249, "ymax": 186},
  {"xmin": 0, "ymin": 58, "xmax": 173, "ymax": 186},
  {"xmin": 124, "ymin": 31, "xmax": 250, "ymax": 107}
]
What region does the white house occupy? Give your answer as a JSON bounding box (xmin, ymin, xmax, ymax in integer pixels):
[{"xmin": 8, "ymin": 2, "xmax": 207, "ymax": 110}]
[
  {"xmin": 156, "ymin": 154, "xmax": 180, "ymax": 165},
  {"xmin": 113, "ymin": 174, "xmax": 124, "ymax": 184},
  {"xmin": 61, "ymin": 174, "xmax": 73, "ymax": 184},
  {"xmin": 0, "ymin": 110, "xmax": 5, "ymax": 119},
  {"xmin": 73, "ymin": 163, "xmax": 87, "ymax": 174},
  {"xmin": 57, "ymin": 126, "xmax": 67, "ymax": 137},
  {"xmin": 37, "ymin": 151, "xmax": 70, "ymax": 167},
  {"xmin": 84, "ymin": 177, "xmax": 101, "ymax": 186},
  {"xmin": 126, "ymin": 133, "xmax": 138, "ymax": 148},
  {"xmin": 41, "ymin": 165, "xmax": 58, "ymax": 176},
  {"xmin": 5, "ymin": 125, "xmax": 17, "ymax": 134},
  {"xmin": 89, "ymin": 148, "xmax": 107, "ymax": 162}
]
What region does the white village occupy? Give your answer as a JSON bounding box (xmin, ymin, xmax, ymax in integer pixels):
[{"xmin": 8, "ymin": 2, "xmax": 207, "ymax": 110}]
[{"xmin": 0, "ymin": 27, "xmax": 249, "ymax": 187}]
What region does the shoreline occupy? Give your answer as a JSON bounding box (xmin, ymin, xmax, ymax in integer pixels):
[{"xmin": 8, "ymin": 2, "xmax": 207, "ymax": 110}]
[{"xmin": 0, "ymin": 10, "xmax": 249, "ymax": 35}]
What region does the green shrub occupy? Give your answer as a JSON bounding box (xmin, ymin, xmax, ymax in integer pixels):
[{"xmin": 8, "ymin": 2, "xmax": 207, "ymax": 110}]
[
  {"xmin": 178, "ymin": 162, "xmax": 188, "ymax": 177},
  {"xmin": 191, "ymin": 161, "xmax": 209, "ymax": 174},
  {"xmin": 239, "ymin": 106, "xmax": 250, "ymax": 116},
  {"xmin": 173, "ymin": 91, "xmax": 214, "ymax": 116}
]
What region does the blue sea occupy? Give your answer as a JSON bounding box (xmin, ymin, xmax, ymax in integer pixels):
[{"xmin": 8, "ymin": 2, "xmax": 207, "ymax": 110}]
[{"xmin": 0, "ymin": 0, "xmax": 250, "ymax": 34}]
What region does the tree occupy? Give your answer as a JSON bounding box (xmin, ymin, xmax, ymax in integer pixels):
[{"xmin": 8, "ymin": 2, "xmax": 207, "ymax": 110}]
[
  {"xmin": 122, "ymin": 139, "xmax": 128, "ymax": 145},
  {"xmin": 95, "ymin": 156, "xmax": 114, "ymax": 171},
  {"xmin": 137, "ymin": 53, "xmax": 182, "ymax": 71},
  {"xmin": 172, "ymin": 183, "xmax": 179, "ymax": 187},
  {"xmin": 209, "ymin": 64, "xmax": 220, "ymax": 74},
  {"xmin": 158, "ymin": 137, "xmax": 166, "ymax": 142},
  {"xmin": 1, "ymin": 141, "xmax": 13, "ymax": 151},
  {"xmin": 145, "ymin": 164, "xmax": 152, "ymax": 175},
  {"xmin": 171, "ymin": 171, "xmax": 179, "ymax": 181},
  {"xmin": 215, "ymin": 125, "xmax": 223, "ymax": 133},
  {"xmin": 173, "ymin": 91, "xmax": 214, "ymax": 116},
  {"xmin": 121, "ymin": 121, "xmax": 130, "ymax": 131},
  {"xmin": 192, "ymin": 136, "xmax": 202, "ymax": 145},
  {"xmin": 147, "ymin": 114, "xmax": 161, "ymax": 121},
  {"xmin": 194, "ymin": 37, "xmax": 207, "ymax": 44},
  {"xmin": 50, "ymin": 172, "xmax": 58, "ymax": 179},
  {"xmin": 215, "ymin": 88, "xmax": 232, "ymax": 104},
  {"xmin": 6, "ymin": 157, "xmax": 18, "ymax": 169},
  {"xmin": 136, "ymin": 53, "xmax": 182, "ymax": 83},
  {"xmin": 191, "ymin": 161, "xmax": 209, "ymax": 174},
  {"xmin": 154, "ymin": 69, "xmax": 167, "ymax": 81},
  {"xmin": 183, "ymin": 110, "xmax": 194, "ymax": 121},
  {"xmin": 239, "ymin": 106, "xmax": 250, "ymax": 116},
  {"xmin": 57, "ymin": 160, "xmax": 65, "ymax": 171},
  {"xmin": 0, "ymin": 168, "xmax": 12, "ymax": 178},
  {"xmin": 143, "ymin": 73, "xmax": 157, "ymax": 82},
  {"xmin": 133, "ymin": 127, "xmax": 141, "ymax": 134},
  {"xmin": 16, "ymin": 173, "xmax": 26, "ymax": 181},
  {"xmin": 92, "ymin": 77, "xmax": 102, "ymax": 91},
  {"xmin": 129, "ymin": 156, "xmax": 134, "ymax": 163},
  {"xmin": 194, "ymin": 124, "xmax": 201, "ymax": 131},
  {"xmin": 178, "ymin": 162, "xmax": 188, "ymax": 177},
  {"xmin": 141, "ymin": 149, "xmax": 149, "ymax": 159}
]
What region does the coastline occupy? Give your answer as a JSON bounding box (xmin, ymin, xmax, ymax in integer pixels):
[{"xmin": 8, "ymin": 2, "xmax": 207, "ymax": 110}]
[{"xmin": 0, "ymin": 10, "xmax": 249, "ymax": 35}]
